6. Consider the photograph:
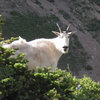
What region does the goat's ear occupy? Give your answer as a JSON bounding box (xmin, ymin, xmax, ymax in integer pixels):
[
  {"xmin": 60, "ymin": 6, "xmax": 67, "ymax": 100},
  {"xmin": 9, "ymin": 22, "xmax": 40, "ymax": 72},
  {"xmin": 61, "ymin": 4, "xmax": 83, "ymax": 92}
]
[
  {"xmin": 52, "ymin": 31, "xmax": 60, "ymax": 36},
  {"xmin": 68, "ymin": 31, "xmax": 76, "ymax": 36},
  {"xmin": 68, "ymin": 32, "xmax": 72, "ymax": 35},
  {"xmin": 19, "ymin": 36, "xmax": 22, "ymax": 40}
]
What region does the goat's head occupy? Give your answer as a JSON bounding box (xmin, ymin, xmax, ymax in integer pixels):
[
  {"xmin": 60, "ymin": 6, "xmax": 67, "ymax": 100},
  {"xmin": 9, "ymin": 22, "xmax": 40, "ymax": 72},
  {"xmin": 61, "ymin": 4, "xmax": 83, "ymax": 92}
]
[{"xmin": 52, "ymin": 24, "xmax": 76, "ymax": 53}]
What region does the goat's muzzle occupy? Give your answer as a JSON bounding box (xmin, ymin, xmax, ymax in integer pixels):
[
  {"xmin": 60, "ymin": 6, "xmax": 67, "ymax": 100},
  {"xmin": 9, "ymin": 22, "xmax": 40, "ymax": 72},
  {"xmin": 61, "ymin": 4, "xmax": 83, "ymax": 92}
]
[{"xmin": 63, "ymin": 46, "xmax": 68, "ymax": 52}]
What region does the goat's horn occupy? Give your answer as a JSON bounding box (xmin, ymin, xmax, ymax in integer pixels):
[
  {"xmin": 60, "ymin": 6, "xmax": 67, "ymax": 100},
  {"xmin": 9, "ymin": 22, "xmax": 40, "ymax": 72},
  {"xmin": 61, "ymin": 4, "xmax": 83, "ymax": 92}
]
[
  {"xmin": 66, "ymin": 24, "xmax": 70, "ymax": 31},
  {"xmin": 56, "ymin": 23, "xmax": 62, "ymax": 33}
]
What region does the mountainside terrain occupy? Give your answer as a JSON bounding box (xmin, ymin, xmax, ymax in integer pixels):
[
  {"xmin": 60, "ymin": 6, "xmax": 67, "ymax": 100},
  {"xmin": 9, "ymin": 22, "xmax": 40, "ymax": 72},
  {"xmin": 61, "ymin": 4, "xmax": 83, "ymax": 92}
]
[{"xmin": 0, "ymin": 0, "xmax": 100, "ymax": 81}]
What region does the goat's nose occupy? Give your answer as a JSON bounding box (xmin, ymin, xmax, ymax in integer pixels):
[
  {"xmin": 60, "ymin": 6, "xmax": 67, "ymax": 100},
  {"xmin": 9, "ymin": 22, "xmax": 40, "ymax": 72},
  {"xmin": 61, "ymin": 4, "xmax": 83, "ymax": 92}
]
[
  {"xmin": 63, "ymin": 46, "xmax": 68, "ymax": 49},
  {"xmin": 63, "ymin": 46, "xmax": 68, "ymax": 51}
]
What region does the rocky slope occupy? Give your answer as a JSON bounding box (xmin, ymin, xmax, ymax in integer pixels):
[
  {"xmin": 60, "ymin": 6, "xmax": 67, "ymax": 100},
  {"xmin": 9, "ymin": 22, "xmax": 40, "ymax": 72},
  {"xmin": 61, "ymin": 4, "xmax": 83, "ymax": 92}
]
[{"xmin": 0, "ymin": 0, "xmax": 100, "ymax": 81}]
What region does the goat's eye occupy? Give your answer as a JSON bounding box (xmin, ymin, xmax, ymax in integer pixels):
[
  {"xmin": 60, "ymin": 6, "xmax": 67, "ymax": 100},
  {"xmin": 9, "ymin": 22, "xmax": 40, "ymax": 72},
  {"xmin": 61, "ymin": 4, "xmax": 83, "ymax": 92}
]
[{"xmin": 68, "ymin": 36, "xmax": 70, "ymax": 38}]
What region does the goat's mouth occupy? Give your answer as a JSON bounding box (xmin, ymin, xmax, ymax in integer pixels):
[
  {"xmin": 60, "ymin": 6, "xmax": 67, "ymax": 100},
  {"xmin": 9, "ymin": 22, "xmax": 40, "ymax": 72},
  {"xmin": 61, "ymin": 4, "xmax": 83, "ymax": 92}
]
[
  {"xmin": 63, "ymin": 46, "xmax": 68, "ymax": 52},
  {"xmin": 64, "ymin": 48, "xmax": 67, "ymax": 52}
]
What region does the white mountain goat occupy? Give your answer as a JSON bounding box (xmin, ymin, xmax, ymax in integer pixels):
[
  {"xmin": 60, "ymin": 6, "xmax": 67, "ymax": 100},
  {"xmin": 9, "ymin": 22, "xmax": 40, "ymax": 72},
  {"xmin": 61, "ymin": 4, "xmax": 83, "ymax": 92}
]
[{"xmin": 3, "ymin": 24, "xmax": 75, "ymax": 70}]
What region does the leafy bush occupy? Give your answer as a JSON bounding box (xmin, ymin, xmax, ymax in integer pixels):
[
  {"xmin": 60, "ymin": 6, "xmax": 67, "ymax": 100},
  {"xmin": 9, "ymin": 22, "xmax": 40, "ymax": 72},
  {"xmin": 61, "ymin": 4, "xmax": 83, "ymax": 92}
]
[{"xmin": 0, "ymin": 39, "xmax": 100, "ymax": 100}]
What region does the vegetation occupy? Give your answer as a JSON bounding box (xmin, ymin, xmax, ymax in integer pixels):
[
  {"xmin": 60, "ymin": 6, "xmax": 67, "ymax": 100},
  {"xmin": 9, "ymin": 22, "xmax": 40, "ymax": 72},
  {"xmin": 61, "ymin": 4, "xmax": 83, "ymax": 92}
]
[
  {"xmin": 69, "ymin": 0, "xmax": 100, "ymax": 44},
  {"xmin": 86, "ymin": 18, "xmax": 100, "ymax": 43},
  {"xmin": 3, "ymin": 11, "xmax": 59, "ymax": 40},
  {"xmin": 0, "ymin": 39, "xmax": 100, "ymax": 100},
  {"xmin": 59, "ymin": 10, "xmax": 71, "ymax": 20},
  {"xmin": 69, "ymin": 0, "xmax": 92, "ymax": 23},
  {"xmin": 86, "ymin": 18, "xmax": 100, "ymax": 32},
  {"xmin": 89, "ymin": 0, "xmax": 100, "ymax": 5}
]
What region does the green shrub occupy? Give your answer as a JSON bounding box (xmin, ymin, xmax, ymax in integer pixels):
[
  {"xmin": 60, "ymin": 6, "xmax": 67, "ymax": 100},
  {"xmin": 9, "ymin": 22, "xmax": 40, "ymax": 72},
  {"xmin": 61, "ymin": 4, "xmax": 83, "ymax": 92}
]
[
  {"xmin": 77, "ymin": 76, "xmax": 100, "ymax": 99},
  {"xmin": 0, "ymin": 39, "xmax": 100, "ymax": 100}
]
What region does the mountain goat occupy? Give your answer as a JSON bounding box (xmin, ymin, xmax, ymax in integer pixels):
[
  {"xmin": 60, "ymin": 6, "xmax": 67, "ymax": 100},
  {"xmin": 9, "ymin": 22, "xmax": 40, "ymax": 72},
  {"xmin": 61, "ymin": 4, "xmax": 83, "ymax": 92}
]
[{"xmin": 3, "ymin": 24, "xmax": 75, "ymax": 70}]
